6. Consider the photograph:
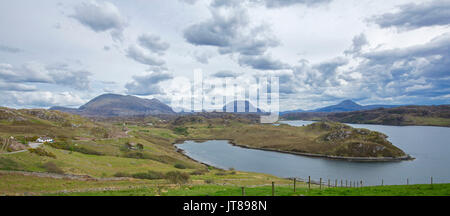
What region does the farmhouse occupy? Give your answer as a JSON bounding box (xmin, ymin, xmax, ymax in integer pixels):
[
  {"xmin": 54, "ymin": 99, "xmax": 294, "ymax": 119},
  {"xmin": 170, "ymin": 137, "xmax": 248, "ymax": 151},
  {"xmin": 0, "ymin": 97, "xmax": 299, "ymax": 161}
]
[{"xmin": 36, "ymin": 137, "xmax": 53, "ymax": 143}]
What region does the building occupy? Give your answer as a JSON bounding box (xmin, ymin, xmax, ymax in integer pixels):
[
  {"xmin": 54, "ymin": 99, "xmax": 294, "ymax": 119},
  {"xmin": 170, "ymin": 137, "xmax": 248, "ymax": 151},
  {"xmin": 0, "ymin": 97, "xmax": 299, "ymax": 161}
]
[{"xmin": 36, "ymin": 137, "xmax": 53, "ymax": 143}]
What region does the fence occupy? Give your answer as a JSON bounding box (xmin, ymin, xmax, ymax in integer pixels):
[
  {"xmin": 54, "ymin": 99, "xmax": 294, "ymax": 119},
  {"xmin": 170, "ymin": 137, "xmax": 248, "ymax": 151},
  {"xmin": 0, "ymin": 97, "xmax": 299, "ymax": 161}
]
[{"xmin": 238, "ymin": 176, "xmax": 437, "ymax": 196}]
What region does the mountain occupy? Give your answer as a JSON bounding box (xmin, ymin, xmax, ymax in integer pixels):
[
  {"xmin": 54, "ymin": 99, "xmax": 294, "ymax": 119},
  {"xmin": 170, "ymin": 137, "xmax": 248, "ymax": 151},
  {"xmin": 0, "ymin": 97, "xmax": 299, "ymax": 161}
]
[
  {"xmin": 280, "ymin": 109, "xmax": 304, "ymax": 115},
  {"xmin": 281, "ymin": 100, "xmax": 401, "ymax": 115},
  {"xmin": 222, "ymin": 100, "xmax": 263, "ymax": 113},
  {"xmin": 50, "ymin": 94, "xmax": 175, "ymax": 117},
  {"xmin": 312, "ymin": 100, "xmax": 363, "ymax": 112}
]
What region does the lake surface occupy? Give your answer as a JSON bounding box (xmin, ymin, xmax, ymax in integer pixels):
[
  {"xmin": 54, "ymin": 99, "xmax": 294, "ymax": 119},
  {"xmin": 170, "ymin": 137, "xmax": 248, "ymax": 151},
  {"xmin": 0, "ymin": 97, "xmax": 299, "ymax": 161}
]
[{"xmin": 176, "ymin": 121, "xmax": 450, "ymax": 186}]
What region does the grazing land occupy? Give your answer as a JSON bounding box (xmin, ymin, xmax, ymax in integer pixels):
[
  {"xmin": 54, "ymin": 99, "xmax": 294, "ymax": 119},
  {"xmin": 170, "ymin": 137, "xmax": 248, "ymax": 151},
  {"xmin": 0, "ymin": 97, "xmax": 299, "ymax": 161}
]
[{"xmin": 49, "ymin": 183, "xmax": 450, "ymax": 196}]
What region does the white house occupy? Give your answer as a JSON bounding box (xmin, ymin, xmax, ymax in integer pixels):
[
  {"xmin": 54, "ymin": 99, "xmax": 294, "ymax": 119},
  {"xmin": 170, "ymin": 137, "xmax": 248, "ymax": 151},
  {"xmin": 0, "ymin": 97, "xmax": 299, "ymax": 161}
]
[{"xmin": 36, "ymin": 137, "xmax": 53, "ymax": 143}]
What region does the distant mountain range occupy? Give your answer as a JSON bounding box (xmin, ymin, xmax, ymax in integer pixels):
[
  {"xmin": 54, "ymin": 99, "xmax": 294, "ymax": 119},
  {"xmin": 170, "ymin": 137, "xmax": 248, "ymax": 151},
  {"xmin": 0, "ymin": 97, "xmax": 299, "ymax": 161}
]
[
  {"xmin": 51, "ymin": 94, "xmax": 403, "ymax": 118},
  {"xmin": 281, "ymin": 100, "xmax": 400, "ymax": 115},
  {"xmin": 50, "ymin": 94, "xmax": 175, "ymax": 117}
]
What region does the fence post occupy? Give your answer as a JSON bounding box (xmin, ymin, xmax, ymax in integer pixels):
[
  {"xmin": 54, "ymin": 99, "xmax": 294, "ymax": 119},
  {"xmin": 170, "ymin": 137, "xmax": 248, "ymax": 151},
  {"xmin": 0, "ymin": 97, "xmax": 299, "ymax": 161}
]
[
  {"xmin": 242, "ymin": 187, "xmax": 245, "ymax": 196},
  {"xmin": 328, "ymin": 179, "xmax": 330, "ymax": 188},
  {"xmin": 431, "ymin": 176, "xmax": 433, "ymax": 185},
  {"xmin": 407, "ymin": 178, "xmax": 409, "ymax": 185},
  {"xmin": 381, "ymin": 179, "xmax": 384, "ymax": 186},
  {"xmin": 360, "ymin": 180, "xmax": 363, "ymax": 187},
  {"xmin": 319, "ymin": 178, "xmax": 322, "ymax": 190},
  {"xmin": 308, "ymin": 176, "xmax": 311, "ymax": 190},
  {"xmin": 293, "ymin": 178, "xmax": 296, "ymax": 192},
  {"xmin": 335, "ymin": 179, "xmax": 338, "ymax": 187},
  {"xmin": 340, "ymin": 179, "xmax": 343, "ymax": 187},
  {"xmin": 272, "ymin": 182, "xmax": 275, "ymax": 196},
  {"xmin": 346, "ymin": 180, "xmax": 348, "ymax": 187}
]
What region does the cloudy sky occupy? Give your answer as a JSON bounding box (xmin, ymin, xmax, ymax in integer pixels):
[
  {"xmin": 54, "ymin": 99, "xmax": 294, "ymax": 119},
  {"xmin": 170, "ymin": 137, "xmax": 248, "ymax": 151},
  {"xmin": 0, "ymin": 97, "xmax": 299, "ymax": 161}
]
[{"xmin": 1, "ymin": 0, "xmax": 449, "ymax": 111}]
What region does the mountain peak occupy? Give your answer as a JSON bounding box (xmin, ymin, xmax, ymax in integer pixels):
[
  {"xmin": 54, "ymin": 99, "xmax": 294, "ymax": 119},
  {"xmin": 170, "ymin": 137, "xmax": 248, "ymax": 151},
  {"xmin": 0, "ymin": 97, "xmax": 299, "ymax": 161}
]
[
  {"xmin": 52, "ymin": 93, "xmax": 174, "ymax": 117},
  {"xmin": 338, "ymin": 100, "xmax": 361, "ymax": 107}
]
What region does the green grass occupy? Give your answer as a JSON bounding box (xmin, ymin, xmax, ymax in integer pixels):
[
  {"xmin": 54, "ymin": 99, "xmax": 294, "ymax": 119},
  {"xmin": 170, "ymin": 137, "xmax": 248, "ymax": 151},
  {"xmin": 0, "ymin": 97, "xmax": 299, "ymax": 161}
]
[{"xmin": 50, "ymin": 183, "xmax": 450, "ymax": 196}]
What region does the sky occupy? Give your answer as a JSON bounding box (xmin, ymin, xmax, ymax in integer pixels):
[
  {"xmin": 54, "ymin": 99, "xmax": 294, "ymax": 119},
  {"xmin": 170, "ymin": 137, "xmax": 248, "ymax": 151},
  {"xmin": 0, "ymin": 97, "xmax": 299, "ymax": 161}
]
[{"xmin": 0, "ymin": 0, "xmax": 449, "ymax": 111}]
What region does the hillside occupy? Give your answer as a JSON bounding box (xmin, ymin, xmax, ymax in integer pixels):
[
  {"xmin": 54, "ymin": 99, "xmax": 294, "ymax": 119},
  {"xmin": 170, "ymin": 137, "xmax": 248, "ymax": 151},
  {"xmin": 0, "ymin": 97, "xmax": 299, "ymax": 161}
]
[
  {"xmin": 50, "ymin": 94, "xmax": 175, "ymax": 117},
  {"xmin": 283, "ymin": 105, "xmax": 450, "ymax": 127},
  {"xmin": 325, "ymin": 105, "xmax": 450, "ymax": 126},
  {"xmin": 171, "ymin": 116, "xmax": 410, "ymax": 160}
]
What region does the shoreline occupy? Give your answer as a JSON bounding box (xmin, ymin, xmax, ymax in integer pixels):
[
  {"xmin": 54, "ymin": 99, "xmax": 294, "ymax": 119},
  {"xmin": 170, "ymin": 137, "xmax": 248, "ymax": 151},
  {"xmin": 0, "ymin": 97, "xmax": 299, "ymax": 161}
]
[{"xmin": 174, "ymin": 139, "xmax": 415, "ymax": 162}]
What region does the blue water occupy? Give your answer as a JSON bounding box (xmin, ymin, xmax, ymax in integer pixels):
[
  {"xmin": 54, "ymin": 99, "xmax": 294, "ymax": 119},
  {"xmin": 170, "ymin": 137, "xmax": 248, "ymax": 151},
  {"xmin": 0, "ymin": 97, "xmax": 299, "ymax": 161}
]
[{"xmin": 176, "ymin": 121, "xmax": 450, "ymax": 185}]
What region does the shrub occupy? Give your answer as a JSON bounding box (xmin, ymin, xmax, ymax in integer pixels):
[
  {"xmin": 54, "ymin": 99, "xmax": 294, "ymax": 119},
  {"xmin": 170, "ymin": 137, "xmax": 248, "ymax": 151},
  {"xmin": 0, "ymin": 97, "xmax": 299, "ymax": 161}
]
[
  {"xmin": 205, "ymin": 179, "xmax": 214, "ymax": 184},
  {"xmin": 165, "ymin": 171, "xmax": 190, "ymax": 184},
  {"xmin": 190, "ymin": 169, "xmax": 208, "ymax": 175},
  {"xmin": 113, "ymin": 172, "xmax": 131, "ymax": 177},
  {"xmin": 124, "ymin": 152, "xmax": 145, "ymax": 159},
  {"xmin": 174, "ymin": 163, "xmax": 187, "ymax": 169},
  {"xmin": 46, "ymin": 141, "xmax": 102, "ymax": 156},
  {"xmin": 131, "ymin": 171, "xmax": 165, "ymax": 180},
  {"xmin": 173, "ymin": 127, "xmax": 189, "ymax": 136},
  {"xmin": 29, "ymin": 148, "xmax": 56, "ymax": 158},
  {"xmin": 136, "ymin": 143, "xmax": 144, "ymax": 150},
  {"xmin": 215, "ymin": 172, "xmax": 227, "ymax": 176},
  {"xmin": 42, "ymin": 162, "xmax": 64, "ymax": 174}
]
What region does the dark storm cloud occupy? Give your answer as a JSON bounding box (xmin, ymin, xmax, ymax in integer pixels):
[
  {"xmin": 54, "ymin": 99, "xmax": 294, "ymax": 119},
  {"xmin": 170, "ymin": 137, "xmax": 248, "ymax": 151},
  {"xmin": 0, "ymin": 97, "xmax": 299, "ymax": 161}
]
[
  {"xmin": 369, "ymin": 0, "xmax": 450, "ymax": 30},
  {"xmin": 125, "ymin": 71, "xmax": 173, "ymax": 95},
  {"xmin": 355, "ymin": 33, "xmax": 450, "ymax": 99}
]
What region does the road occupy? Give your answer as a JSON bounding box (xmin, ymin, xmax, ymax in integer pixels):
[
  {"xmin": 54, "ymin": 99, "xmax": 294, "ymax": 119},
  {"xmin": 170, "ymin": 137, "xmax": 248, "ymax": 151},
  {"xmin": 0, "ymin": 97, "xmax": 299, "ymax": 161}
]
[{"xmin": 0, "ymin": 142, "xmax": 43, "ymax": 155}]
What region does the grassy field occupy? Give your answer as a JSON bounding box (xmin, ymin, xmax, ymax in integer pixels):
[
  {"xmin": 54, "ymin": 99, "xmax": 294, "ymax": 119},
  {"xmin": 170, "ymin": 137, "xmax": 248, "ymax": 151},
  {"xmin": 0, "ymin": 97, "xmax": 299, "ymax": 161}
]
[
  {"xmin": 0, "ymin": 170, "xmax": 292, "ymax": 196},
  {"xmin": 49, "ymin": 183, "xmax": 450, "ymax": 196}
]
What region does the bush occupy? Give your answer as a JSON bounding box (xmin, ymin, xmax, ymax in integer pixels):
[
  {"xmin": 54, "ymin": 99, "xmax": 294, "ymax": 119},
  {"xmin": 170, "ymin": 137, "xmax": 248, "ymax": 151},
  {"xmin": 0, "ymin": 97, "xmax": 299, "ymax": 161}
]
[
  {"xmin": 173, "ymin": 127, "xmax": 189, "ymax": 136},
  {"xmin": 29, "ymin": 148, "xmax": 56, "ymax": 158},
  {"xmin": 215, "ymin": 172, "xmax": 227, "ymax": 176},
  {"xmin": 131, "ymin": 171, "xmax": 165, "ymax": 180},
  {"xmin": 42, "ymin": 162, "xmax": 64, "ymax": 174},
  {"xmin": 190, "ymin": 169, "xmax": 208, "ymax": 175},
  {"xmin": 205, "ymin": 179, "xmax": 214, "ymax": 184},
  {"xmin": 165, "ymin": 171, "xmax": 190, "ymax": 184},
  {"xmin": 113, "ymin": 172, "xmax": 131, "ymax": 177},
  {"xmin": 136, "ymin": 143, "xmax": 144, "ymax": 150},
  {"xmin": 124, "ymin": 152, "xmax": 145, "ymax": 159},
  {"xmin": 174, "ymin": 164, "xmax": 185, "ymax": 169},
  {"xmin": 46, "ymin": 141, "xmax": 102, "ymax": 156}
]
